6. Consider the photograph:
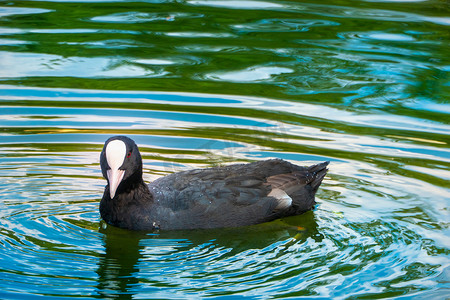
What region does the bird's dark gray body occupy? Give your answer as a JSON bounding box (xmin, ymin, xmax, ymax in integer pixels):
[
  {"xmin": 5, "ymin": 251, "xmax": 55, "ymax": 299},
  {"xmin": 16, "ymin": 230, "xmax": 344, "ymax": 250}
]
[
  {"xmin": 100, "ymin": 136, "xmax": 329, "ymax": 231},
  {"xmin": 147, "ymin": 159, "xmax": 328, "ymax": 230}
]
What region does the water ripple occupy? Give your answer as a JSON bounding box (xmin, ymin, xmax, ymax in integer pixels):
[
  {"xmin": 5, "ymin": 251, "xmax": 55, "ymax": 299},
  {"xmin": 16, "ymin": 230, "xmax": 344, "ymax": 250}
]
[
  {"xmin": 204, "ymin": 66, "xmax": 294, "ymax": 82},
  {"xmin": 90, "ymin": 12, "xmax": 203, "ymax": 23},
  {"xmin": 0, "ymin": 52, "xmax": 165, "ymax": 78},
  {"xmin": 231, "ymin": 19, "xmax": 340, "ymax": 33}
]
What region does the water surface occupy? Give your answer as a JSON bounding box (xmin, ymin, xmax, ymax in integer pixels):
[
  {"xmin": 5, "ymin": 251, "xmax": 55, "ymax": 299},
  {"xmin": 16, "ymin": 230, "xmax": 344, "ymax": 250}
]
[{"xmin": 0, "ymin": 0, "xmax": 449, "ymax": 299}]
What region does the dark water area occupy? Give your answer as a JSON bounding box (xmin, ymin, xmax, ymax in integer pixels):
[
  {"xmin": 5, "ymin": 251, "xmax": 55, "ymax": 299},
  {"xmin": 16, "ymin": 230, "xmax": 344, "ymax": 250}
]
[{"xmin": 0, "ymin": 0, "xmax": 449, "ymax": 299}]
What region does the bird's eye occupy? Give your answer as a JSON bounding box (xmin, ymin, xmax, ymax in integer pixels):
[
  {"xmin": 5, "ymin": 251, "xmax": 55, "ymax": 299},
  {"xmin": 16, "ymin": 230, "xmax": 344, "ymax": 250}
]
[{"xmin": 127, "ymin": 151, "xmax": 132, "ymax": 158}]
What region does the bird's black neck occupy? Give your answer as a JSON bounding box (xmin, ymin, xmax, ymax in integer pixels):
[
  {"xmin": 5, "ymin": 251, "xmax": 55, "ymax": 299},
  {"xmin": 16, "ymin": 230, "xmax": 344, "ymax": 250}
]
[{"xmin": 100, "ymin": 179, "xmax": 154, "ymax": 230}]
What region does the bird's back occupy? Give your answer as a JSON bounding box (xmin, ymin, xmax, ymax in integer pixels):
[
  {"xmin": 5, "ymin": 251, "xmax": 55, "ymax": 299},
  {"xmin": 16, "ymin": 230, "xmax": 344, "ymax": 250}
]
[{"xmin": 147, "ymin": 159, "xmax": 328, "ymax": 230}]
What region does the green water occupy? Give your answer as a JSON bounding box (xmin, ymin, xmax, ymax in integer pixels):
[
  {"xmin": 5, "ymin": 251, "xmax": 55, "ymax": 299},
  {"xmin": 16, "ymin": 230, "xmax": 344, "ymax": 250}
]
[{"xmin": 0, "ymin": 0, "xmax": 449, "ymax": 299}]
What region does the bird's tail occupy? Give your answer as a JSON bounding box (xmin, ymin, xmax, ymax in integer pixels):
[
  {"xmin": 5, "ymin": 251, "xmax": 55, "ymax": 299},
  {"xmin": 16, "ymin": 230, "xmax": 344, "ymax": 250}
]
[{"xmin": 308, "ymin": 161, "xmax": 329, "ymax": 192}]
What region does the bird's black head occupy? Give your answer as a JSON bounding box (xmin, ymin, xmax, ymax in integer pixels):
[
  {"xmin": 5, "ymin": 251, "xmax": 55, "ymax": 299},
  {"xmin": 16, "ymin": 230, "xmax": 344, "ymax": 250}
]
[{"xmin": 100, "ymin": 136, "xmax": 143, "ymax": 199}]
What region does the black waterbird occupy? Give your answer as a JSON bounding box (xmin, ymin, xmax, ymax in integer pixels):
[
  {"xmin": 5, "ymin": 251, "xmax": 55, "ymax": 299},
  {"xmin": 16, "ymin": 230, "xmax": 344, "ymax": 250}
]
[{"xmin": 100, "ymin": 136, "xmax": 329, "ymax": 231}]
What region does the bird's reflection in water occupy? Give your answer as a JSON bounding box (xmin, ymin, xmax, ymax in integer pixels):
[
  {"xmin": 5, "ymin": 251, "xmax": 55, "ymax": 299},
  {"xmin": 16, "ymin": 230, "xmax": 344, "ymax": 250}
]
[
  {"xmin": 96, "ymin": 225, "xmax": 147, "ymax": 299},
  {"xmin": 95, "ymin": 212, "xmax": 321, "ymax": 298}
]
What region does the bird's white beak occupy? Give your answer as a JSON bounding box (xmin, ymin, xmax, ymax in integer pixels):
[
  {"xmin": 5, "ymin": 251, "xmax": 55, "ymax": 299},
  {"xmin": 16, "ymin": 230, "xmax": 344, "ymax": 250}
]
[
  {"xmin": 107, "ymin": 168, "xmax": 125, "ymax": 199},
  {"xmin": 105, "ymin": 139, "xmax": 127, "ymax": 199}
]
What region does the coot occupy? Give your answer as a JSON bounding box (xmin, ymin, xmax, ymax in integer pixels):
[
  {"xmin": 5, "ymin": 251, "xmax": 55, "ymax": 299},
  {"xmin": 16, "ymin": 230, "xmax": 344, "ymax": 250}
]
[{"xmin": 100, "ymin": 136, "xmax": 329, "ymax": 230}]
